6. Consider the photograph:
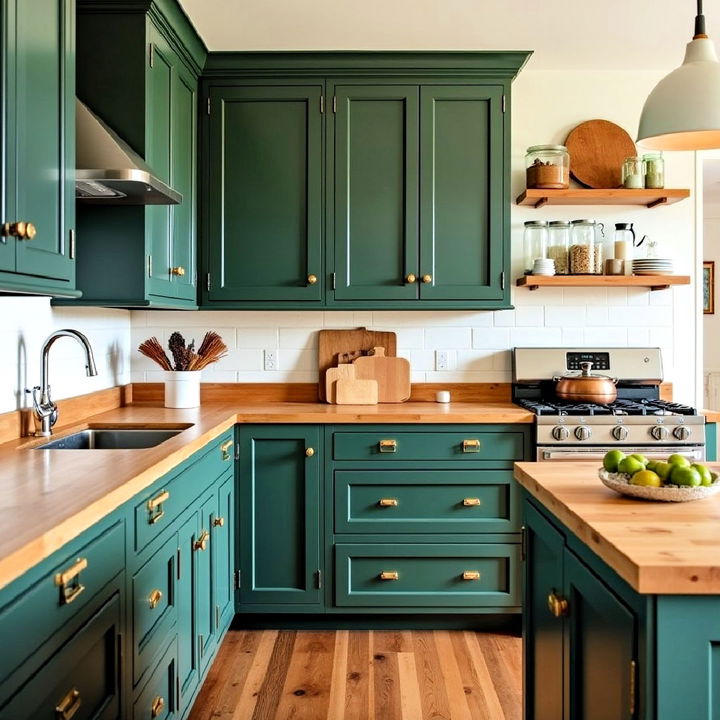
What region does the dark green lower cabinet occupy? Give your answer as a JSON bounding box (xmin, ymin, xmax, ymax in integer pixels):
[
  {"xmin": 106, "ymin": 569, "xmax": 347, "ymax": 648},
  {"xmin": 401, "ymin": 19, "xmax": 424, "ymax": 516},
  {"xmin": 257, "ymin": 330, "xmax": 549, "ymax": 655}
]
[
  {"xmin": 177, "ymin": 513, "xmax": 200, "ymax": 702},
  {"xmin": 213, "ymin": 474, "xmax": 235, "ymax": 633}
]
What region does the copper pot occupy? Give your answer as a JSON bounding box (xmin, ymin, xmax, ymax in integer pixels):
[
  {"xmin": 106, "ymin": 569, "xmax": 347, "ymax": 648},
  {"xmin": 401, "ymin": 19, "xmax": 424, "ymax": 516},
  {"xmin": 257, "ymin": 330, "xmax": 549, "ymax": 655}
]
[{"xmin": 555, "ymin": 361, "xmax": 617, "ymax": 403}]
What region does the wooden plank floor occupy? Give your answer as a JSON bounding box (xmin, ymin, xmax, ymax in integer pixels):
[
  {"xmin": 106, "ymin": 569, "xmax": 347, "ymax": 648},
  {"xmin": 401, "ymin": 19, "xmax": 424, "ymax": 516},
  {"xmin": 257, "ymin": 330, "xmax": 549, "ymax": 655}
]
[{"xmin": 188, "ymin": 630, "xmax": 521, "ymax": 720}]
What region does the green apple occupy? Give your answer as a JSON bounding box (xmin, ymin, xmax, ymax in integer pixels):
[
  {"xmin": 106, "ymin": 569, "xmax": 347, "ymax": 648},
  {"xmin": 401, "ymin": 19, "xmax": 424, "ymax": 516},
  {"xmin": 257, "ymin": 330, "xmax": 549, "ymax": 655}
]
[
  {"xmin": 668, "ymin": 453, "xmax": 690, "ymax": 467},
  {"xmin": 629, "ymin": 453, "xmax": 649, "ymax": 466},
  {"xmin": 654, "ymin": 462, "xmax": 673, "ymax": 482},
  {"xmin": 603, "ymin": 450, "xmax": 626, "ymax": 473},
  {"xmin": 617, "ymin": 456, "xmax": 645, "ymax": 476},
  {"xmin": 691, "ymin": 463, "xmax": 713, "ymax": 487},
  {"xmin": 670, "ymin": 465, "xmax": 701, "ymax": 487}
]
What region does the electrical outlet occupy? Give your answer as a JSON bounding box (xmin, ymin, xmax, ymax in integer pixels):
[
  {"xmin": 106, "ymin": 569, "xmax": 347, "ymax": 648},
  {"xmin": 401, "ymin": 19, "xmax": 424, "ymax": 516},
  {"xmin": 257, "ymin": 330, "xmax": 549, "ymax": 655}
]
[
  {"xmin": 435, "ymin": 350, "xmax": 449, "ymax": 371},
  {"xmin": 264, "ymin": 349, "xmax": 277, "ymax": 371}
]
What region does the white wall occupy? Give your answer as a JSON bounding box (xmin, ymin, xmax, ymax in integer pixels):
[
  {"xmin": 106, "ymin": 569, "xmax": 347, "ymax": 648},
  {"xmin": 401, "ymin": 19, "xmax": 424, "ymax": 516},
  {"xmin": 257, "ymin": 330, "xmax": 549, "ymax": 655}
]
[{"xmin": 131, "ymin": 68, "xmax": 700, "ymax": 404}]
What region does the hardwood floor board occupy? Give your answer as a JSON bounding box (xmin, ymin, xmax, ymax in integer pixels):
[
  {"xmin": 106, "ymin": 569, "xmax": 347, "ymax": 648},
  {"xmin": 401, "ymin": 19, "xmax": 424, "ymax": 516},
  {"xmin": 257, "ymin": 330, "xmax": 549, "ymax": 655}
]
[
  {"xmin": 434, "ymin": 631, "xmax": 473, "ymax": 720},
  {"xmin": 474, "ymin": 633, "xmax": 522, "ymax": 720},
  {"xmin": 250, "ymin": 630, "xmax": 296, "ymax": 720},
  {"xmin": 397, "ymin": 651, "xmax": 423, "ymax": 720},
  {"xmin": 464, "ymin": 631, "xmax": 509, "ymax": 720},
  {"xmin": 412, "ymin": 630, "xmax": 452, "ymax": 720},
  {"xmin": 373, "ymin": 630, "xmax": 413, "ymax": 653},
  {"xmin": 371, "ymin": 633, "xmax": 403, "ymax": 720},
  {"xmin": 326, "ymin": 630, "xmax": 349, "ymax": 720},
  {"xmin": 343, "ymin": 630, "xmax": 373, "ymax": 720},
  {"xmin": 449, "ymin": 631, "xmax": 494, "ymax": 720},
  {"xmin": 230, "ymin": 630, "xmax": 279, "ymax": 719}
]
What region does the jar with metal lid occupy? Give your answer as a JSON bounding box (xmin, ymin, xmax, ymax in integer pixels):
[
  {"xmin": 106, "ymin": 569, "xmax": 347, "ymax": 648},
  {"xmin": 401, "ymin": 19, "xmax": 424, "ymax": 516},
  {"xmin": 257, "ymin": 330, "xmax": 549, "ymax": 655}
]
[
  {"xmin": 570, "ymin": 219, "xmax": 604, "ymax": 275},
  {"xmin": 525, "ymin": 145, "xmax": 570, "ymax": 189},
  {"xmin": 547, "ymin": 221, "xmax": 571, "ymax": 275},
  {"xmin": 523, "ymin": 221, "xmax": 548, "ymax": 274},
  {"xmin": 643, "ymin": 152, "xmax": 664, "ymax": 189}
]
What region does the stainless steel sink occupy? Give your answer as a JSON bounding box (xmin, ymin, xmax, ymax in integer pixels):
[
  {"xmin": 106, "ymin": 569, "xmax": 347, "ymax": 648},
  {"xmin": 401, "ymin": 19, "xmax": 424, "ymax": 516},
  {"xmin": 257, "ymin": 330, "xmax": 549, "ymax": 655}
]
[{"xmin": 36, "ymin": 428, "xmax": 185, "ymax": 450}]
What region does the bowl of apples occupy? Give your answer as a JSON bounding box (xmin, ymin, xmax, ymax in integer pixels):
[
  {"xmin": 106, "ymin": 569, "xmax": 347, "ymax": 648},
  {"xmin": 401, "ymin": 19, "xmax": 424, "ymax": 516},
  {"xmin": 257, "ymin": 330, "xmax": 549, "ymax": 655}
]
[{"xmin": 599, "ymin": 451, "xmax": 720, "ymax": 502}]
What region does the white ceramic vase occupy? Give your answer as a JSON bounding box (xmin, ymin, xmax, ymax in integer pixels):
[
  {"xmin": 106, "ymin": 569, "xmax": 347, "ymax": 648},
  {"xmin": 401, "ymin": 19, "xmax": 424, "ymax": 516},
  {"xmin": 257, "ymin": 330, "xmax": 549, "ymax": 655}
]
[{"xmin": 164, "ymin": 370, "xmax": 201, "ymax": 408}]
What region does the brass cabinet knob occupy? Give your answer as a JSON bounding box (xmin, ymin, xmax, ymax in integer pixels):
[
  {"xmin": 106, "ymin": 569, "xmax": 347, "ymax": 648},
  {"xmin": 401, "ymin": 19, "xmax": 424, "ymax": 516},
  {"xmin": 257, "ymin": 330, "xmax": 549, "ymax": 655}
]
[
  {"xmin": 170, "ymin": 266, "xmax": 185, "ymax": 276},
  {"xmin": 307, "ymin": 274, "xmax": 318, "ymax": 285},
  {"xmin": 378, "ymin": 498, "xmax": 398, "ymax": 507},
  {"xmin": 2, "ymin": 221, "xmax": 36, "ymax": 240},
  {"xmin": 55, "ymin": 688, "xmax": 81, "ymax": 720},
  {"xmin": 151, "ymin": 696, "xmax": 165, "ymax": 719},
  {"xmin": 379, "ymin": 571, "xmax": 399, "ymax": 581},
  {"xmin": 405, "ymin": 273, "xmax": 417, "ymax": 283},
  {"xmin": 148, "ymin": 589, "xmax": 163, "ymax": 609},
  {"xmin": 547, "ymin": 591, "xmax": 569, "ymax": 617},
  {"xmin": 213, "ymin": 516, "xmax": 225, "ymax": 527},
  {"xmin": 306, "ymin": 447, "xmax": 315, "ymax": 457},
  {"xmin": 194, "ymin": 529, "xmax": 210, "ymax": 552},
  {"xmin": 422, "ymin": 274, "xmax": 432, "ymax": 284},
  {"xmin": 462, "ymin": 571, "xmax": 481, "ymax": 581}
]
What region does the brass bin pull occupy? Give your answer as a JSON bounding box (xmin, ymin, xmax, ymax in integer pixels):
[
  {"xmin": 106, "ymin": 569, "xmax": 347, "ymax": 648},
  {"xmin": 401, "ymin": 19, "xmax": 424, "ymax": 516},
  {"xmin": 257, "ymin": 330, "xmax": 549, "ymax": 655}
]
[
  {"xmin": 55, "ymin": 557, "xmax": 88, "ymax": 606},
  {"xmin": 148, "ymin": 589, "xmax": 163, "ymax": 609},
  {"xmin": 55, "ymin": 687, "xmax": 81, "ymax": 720},
  {"xmin": 378, "ymin": 498, "xmax": 398, "ymax": 507},
  {"xmin": 463, "ymin": 498, "xmax": 481, "ymax": 507},
  {"xmin": 195, "ymin": 529, "xmax": 210, "ymax": 552},
  {"xmin": 462, "ymin": 571, "xmax": 481, "ymax": 581},
  {"xmin": 547, "ymin": 592, "xmax": 569, "ymax": 617},
  {"xmin": 220, "ymin": 439, "xmax": 233, "ymax": 461},
  {"xmin": 380, "ymin": 571, "xmax": 399, "ymax": 581},
  {"xmin": 379, "ymin": 439, "xmax": 397, "ymax": 453},
  {"xmin": 213, "ymin": 516, "xmax": 225, "ymax": 527},
  {"xmin": 151, "ymin": 695, "xmax": 165, "ymax": 719},
  {"xmin": 147, "ymin": 490, "xmax": 170, "ymax": 524},
  {"xmin": 462, "ymin": 439, "xmax": 481, "ymax": 453}
]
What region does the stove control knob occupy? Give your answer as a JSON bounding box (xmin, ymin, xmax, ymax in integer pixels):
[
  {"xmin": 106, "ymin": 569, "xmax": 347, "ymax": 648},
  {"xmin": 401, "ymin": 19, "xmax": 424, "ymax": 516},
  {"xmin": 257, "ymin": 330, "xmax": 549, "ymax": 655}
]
[
  {"xmin": 574, "ymin": 426, "xmax": 592, "ymax": 441},
  {"xmin": 673, "ymin": 426, "xmax": 691, "ymax": 441},
  {"xmin": 651, "ymin": 425, "xmax": 669, "ymax": 441},
  {"xmin": 552, "ymin": 426, "xmax": 570, "ymax": 441},
  {"xmin": 612, "ymin": 426, "xmax": 629, "ymax": 441}
]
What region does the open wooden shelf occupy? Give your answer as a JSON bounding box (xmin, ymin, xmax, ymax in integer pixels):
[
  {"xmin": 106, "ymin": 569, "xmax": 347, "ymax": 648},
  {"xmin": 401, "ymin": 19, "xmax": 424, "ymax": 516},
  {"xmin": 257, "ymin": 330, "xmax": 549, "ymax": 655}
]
[
  {"xmin": 516, "ymin": 274, "xmax": 691, "ymax": 292},
  {"xmin": 516, "ymin": 188, "xmax": 690, "ymax": 209}
]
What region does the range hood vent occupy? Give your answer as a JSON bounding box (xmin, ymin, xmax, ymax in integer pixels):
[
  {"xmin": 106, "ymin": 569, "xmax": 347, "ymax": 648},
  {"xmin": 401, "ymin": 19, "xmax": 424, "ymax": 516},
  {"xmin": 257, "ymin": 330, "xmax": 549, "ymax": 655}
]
[{"xmin": 75, "ymin": 99, "xmax": 181, "ymax": 205}]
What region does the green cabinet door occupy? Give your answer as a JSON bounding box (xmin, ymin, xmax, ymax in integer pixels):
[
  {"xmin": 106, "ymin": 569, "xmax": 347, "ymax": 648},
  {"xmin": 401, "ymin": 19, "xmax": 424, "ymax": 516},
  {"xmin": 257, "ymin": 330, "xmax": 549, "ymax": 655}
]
[
  {"xmin": 564, "ymin": 550, "xmax": 636, "ymax": 720},
  {"xmin": 419, "ymin": 85, "xmax": 504, "ymax": 301},
  {"xmin": 331, "ymin": 84, "xmax": 419, "ymax": 301},
  {"xmin": 213, "ymin": 473, "xmax": 235, "ymax": 633},
  {"xmin": 197, "ymin": 492, "xmax": 216, "ymax": 672},
  {"xmin": 523, "ymin": 503, "xmax": 565, "ymax": 720},
  {"xmin": 238, "ymin": 425, "xmax": 321, "ymax": 607},
  {"xmin": 6, "ymin": 0, "xmax": 74, "ymax": 285},
  {"xmin": 176, "ymin": 511, "xmax": 200, "ymax": 705},
  {"xmin": 206, "ymin": 85, "xmax": 323, "ymax": 302}
]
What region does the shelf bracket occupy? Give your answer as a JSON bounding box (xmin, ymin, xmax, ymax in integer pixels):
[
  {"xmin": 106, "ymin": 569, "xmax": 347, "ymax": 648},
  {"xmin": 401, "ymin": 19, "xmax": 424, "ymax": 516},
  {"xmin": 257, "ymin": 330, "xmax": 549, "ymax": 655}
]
[
  {"xmin": 651, "ymin": 285, "xmax": 670, "ymax": 291},
  {"xmin": 646, "ymin": 197, "xmax": 668, "ymax": 209},
  {"xmin": 533, "ymin": 197, "xmax": 549, "ymax": 209}
]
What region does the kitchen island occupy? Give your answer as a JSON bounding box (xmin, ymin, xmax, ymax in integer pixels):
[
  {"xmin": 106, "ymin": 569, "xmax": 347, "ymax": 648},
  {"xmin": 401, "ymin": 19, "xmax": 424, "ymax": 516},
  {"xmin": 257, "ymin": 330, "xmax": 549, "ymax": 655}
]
[{"xmin": 515, "ymin": 461, "xmax": 720, "ymax": 720}]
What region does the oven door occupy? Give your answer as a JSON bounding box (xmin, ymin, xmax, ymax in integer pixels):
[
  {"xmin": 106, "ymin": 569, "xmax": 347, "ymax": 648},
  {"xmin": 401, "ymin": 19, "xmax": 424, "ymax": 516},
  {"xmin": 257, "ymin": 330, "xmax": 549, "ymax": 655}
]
[{"xmin": 536, "ymin": 445, "xmax": 706, "ymax": 462}]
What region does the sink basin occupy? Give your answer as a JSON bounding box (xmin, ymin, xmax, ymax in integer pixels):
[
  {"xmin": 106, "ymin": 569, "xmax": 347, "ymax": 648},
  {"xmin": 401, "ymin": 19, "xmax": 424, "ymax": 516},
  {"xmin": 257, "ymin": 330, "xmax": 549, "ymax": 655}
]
[{"xmin": 36, "ymin": 428, "xmax": 185, "ymax": 450}]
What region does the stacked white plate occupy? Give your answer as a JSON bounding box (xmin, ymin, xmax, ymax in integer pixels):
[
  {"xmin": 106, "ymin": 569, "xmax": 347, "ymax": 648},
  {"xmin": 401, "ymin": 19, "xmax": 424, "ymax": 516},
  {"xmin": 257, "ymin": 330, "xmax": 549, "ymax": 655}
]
[
  {"xmin": 632, "ymin": 258, "xmax": 673, "ymax": 276},
  {"xmin": 532, "ymin": 258, "xmax": 556, "ymax": 276}
]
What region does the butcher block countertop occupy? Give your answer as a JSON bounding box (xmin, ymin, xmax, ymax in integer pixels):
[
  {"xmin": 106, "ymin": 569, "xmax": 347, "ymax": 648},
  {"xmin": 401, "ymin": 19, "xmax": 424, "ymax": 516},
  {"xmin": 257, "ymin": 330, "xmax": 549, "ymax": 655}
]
[
  {"xmin": 514, "ymin": 461, "xmax": 720, "ymax": 595},
  {"xmin": 0, "ymin": 398, "xmax": 532, "ymax": 591}
]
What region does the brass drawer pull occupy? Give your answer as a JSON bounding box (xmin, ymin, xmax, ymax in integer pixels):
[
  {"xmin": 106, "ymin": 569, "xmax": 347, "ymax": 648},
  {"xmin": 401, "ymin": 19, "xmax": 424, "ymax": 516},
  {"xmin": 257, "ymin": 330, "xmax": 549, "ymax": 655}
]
[
  {"xmin": 305, "ymin": 447, "xmax": 315, "ymax": 457},
  {"xmin": 462, "ymin": 571, "xmax": 481, "ymax": 581},
  {"xmin": 55, "ymin": 687, "xmax": 81, "ymax": 720},
  {"xmin": 307, "ymin": 274, "xmax": 318, "ymax": 285},
  {"xmin": 378, "ymin": 498, "xmax": 398, "ymax": 507},
  {"xmin": 148, "ymin": 589, "xmax": 163, "ymax": 609},
  {"xmin": 462, "ymin": 439, "xmax": 481, "ymax": 453},
  {"xmin": 55, "ymin": 557, "xmax": 88, "ymax": 606},
  {"xmin": 379, "ymin": 571, "xmax": 399, "ymax": 581},
  {"xmin": 147, "ymin": 490, "xmax": 169, "ymax": 524},
  {"xmin": 170, "ymin": 266, "xmax": 185, "ymax": 276},
  {"xmin": 151, "ymin": 695, "xmax": 165, "ymax": 718},
  {"xmin": 463, "ymin": 497, "xmax": 481, "ymax": 507},
  {"xmin": 194, "ymin": 529, "xmax": 210, "ymax": 552},
  {"xmin": 547, "ymin": 592, "xmax": 569, "ymax": 617},
  {"xmin": 379, "ymin": 439, "xmax": 397, "ymax": 453},
  {"xmin": 220, "ymin": 439, "xmax": 233, "ymax": 461},
  {"xmin": 213, "ymin": 516, "xmax": 225, "ymax": 527}
]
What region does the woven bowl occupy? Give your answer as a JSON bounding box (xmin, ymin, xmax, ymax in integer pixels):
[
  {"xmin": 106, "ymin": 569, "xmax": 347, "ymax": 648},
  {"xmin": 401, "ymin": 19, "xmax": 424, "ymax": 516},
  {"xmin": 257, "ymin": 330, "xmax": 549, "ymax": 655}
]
[{"xmin": 598, "ymin": 468, "xmax": 720, "ymax": 502}]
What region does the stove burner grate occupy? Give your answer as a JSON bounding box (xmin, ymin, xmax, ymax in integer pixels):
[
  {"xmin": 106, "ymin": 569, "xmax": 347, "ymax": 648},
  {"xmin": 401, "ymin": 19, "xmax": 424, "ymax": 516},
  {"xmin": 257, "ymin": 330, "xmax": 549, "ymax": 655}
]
[{"xmin": 517, "ymin": 398, "xmax": 698, "ymax": 417}]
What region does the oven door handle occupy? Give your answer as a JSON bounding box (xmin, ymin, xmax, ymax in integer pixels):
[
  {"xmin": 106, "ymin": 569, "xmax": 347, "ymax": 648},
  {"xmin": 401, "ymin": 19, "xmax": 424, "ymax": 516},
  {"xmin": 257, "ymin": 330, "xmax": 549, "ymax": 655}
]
[{"xmin": 538, "ymin": 448, "xmax": 705, "ymax": 462}]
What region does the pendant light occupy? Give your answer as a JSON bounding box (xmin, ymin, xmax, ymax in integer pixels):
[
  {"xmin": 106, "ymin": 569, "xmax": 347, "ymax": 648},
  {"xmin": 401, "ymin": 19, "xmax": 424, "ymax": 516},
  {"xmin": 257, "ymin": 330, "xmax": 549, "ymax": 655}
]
[{"xmin": 638, "ymin": 0, "xmax": 720, "ymax": 150}]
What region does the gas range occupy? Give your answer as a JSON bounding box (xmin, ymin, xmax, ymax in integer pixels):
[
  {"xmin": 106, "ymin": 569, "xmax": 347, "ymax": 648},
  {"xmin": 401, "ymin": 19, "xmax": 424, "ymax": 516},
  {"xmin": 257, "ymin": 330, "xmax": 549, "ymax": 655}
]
[{"xmin": 512, "ymin": 347, "xmax": 706, "ymax": 461}]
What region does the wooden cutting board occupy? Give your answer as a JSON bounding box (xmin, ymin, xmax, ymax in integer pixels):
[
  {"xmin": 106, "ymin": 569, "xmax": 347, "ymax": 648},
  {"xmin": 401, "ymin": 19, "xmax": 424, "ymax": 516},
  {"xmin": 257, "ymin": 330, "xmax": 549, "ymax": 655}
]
[
  {"xmin": 565, "ymin": 119, "xmax": 636, "ymax": 189},
  {"xmin": 335, "ymin": 378, "xmax": 378, "ymax": 405},
  {"xmin": 318, "ymin": 328, "xmax": 397, "ymax": 401},
  {"xmin": 352, "ymin": 347, "xmax": 411, "ymax": 403},
  {"xmin": 325, "ymin": 364, "xmax": 357, "ymax": 404}
]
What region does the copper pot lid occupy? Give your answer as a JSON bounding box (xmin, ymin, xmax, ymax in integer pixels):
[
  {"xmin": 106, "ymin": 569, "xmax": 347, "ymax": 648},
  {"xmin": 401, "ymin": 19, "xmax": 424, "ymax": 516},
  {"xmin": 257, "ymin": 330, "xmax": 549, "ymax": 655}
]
[{"xmin": 554, "ymin": 361, "xmax": 617, "ymax": 383}]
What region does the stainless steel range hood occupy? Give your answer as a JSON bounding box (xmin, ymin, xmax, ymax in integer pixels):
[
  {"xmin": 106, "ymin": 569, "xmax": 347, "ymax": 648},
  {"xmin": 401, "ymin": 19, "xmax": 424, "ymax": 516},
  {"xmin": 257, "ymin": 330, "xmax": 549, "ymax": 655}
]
[{"xmin": 75, "ymin": 100, "xmax": 181, "ymax": 205}]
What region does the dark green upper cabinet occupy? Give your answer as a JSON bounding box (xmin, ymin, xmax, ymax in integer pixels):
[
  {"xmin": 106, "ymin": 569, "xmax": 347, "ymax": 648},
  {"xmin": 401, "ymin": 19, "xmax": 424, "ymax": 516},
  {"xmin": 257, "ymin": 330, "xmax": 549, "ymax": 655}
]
[
  {"xmin": 204, "ymin": 84, "xmax": 323, "ymax": 303},
  {"xmin": 200, "ymin": 52, "xmax": 529, "ymax": 309},
  {"xmin": 61, "ymin": 0, "xmax": 205, "ymax": 308},
  {"xmin": 0, "ymin": 0, "xmax": 78, "ymax": 296}
]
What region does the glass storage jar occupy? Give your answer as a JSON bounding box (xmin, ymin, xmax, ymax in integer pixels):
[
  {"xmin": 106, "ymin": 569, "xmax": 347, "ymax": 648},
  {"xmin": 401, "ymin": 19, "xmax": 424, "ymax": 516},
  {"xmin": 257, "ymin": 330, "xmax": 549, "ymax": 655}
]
[
  {"xmin": 622, "ymin": 156, "xmax": 644, "ymax": 189},
  {"xmin": 523, "ymin": 221, "xmax": 549, "ymax": 274},
  {"xmin": 570, "ymin": 219, "xmax": 604, "ymax": 275},
  {"xmin": 525, "ymin": 145, "xmax": 570, "ymax": 189},
  {"xmin": 643, "ymin": 152, "xmax": 664, "ymax": 189},
  {"xmin": 547, "ymin": 221, "xmax": 571, "ymax": 275}
]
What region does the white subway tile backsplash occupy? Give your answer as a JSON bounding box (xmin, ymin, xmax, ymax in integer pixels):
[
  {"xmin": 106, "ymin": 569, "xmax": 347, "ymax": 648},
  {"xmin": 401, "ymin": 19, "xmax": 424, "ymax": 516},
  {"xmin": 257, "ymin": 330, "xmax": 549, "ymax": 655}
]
[
  {"xmin": 545, "ymin": 306, "xmax": 586, "ymax": 327},
  {"xmin": 457, "ymin": 350, "xmax": 496, "ymax": 372},
  {"xmin": 626, "ymin": 288, "xmax": 650, "ymax": 306},
  {"xmin": 586, "ymin": 306, "xmax": 609, "ymax": 326},
  {"xmin": 237, "ymin": 328, "xmax": 278, "ymax": 349},
  {"xmin": 514, "ymin": 307, "xmax": 544, "ymax": 326},
  {"xmin": 585, "ymin": 328, "xmax": 629, "ymax": 346},
  {"xmin": 472, "ymin": 327, "xmax": 511, "ymax": 348},
  {"xmin": 608, "ymin": 307, "xmax": 671, "ymax": 327},
  {"xmin": 561, "ymin": 328, "xmax": 584, "ymax": 345},
  {"xmin": 509, "ymin": 327, "xmax": 563, "ymax": 346},
  {"xmin": 425, "ymin": 327, "xmax": 472, "ymax": 349}
]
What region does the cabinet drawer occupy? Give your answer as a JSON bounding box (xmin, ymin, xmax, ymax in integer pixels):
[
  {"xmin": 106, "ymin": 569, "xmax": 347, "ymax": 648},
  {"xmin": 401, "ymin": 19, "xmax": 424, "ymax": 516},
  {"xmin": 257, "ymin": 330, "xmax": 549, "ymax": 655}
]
[
  {"xmin": 334, "ymin": 544, "xmax": 520, "ymax": 607},
  {"xmin": 0, "ymin": 521, "xmax": 124, "ymax": 681},
  {"xmin": 0, "ymin": 593, "xmax": 121, "ymax": 720},
  {"xmin": 134, "ymin": 431, "xmax": 234, "ymax": 552},
  {"xmin": 132, "ymin": 534, "xmax": 178, "ymax": 686},
  {"xmin": 133, "ymin": 636, "xmax": 178, "ymax": 720},
  {"xmin": 334, "ymin": 470, "xmax": 518, "ymax": 534},
  {"xmin": 332, "ymin": 431, "xmax": 525, "ymax": 462}
]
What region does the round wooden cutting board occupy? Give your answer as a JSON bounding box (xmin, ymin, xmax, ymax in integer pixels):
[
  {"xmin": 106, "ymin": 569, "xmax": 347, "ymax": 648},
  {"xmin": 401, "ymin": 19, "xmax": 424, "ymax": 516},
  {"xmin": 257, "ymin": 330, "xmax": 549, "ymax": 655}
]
[{"xmin": 565, "ymin": 119, "xmax": 637, "ymax": 189}]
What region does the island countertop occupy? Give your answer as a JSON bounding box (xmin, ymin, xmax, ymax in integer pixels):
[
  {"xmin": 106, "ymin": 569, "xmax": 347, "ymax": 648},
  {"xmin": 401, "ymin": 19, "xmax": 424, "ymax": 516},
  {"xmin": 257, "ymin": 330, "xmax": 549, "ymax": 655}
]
[{"xmin": 514, "ymin": 461, "xmax": 720, "ymax": 595}]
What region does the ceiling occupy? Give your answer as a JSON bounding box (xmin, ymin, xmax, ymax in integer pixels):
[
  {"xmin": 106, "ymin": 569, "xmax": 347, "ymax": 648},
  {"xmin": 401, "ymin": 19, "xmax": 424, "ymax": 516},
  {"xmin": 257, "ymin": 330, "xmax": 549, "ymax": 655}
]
[{"xmin": 178, "ymin": 0, "xmax": 716, "ymax": 70}]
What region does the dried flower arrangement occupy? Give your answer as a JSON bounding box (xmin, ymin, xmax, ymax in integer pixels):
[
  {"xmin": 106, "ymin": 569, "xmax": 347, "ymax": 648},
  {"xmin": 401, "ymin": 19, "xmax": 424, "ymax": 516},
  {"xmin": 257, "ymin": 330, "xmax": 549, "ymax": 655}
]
[{"xmin": 138, "ymin": 331, "xmax": 228, "ymax": 371}]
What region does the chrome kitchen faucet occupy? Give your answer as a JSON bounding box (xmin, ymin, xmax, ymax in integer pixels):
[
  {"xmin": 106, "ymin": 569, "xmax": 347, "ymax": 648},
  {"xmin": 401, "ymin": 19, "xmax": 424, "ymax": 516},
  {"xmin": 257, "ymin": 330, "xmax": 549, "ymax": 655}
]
[{"xmin": 28, "ymin": 329, "xmax": 98, "ymax": 437}]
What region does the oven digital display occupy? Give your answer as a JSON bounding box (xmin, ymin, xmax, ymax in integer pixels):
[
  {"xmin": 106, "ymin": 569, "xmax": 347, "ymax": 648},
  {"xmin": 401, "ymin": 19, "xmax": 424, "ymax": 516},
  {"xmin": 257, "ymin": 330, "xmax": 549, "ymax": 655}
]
[{"xmin": 566, "ymin": 352, "xmax": 610, "ymax": 371}]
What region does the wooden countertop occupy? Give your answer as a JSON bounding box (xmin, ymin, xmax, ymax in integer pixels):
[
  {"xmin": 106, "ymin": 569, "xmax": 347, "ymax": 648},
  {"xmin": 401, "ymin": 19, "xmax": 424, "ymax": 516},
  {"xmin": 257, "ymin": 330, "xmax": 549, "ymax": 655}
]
[
  {"xmin": 514, "ymin": 461, "xmax": 720, "ymax": 595},
  {"xmin": 0, "ymin": 400, "xmax": 532, "ymax": 591}
]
